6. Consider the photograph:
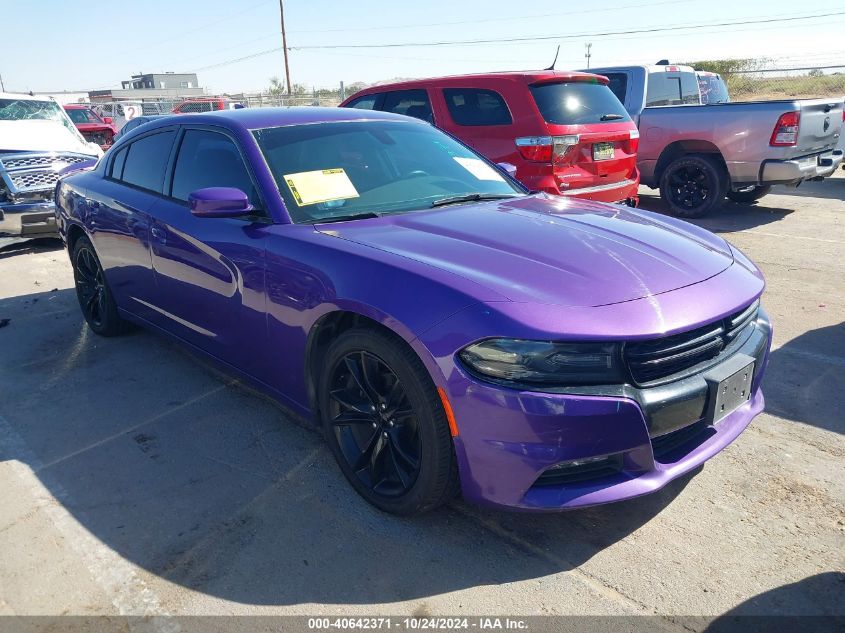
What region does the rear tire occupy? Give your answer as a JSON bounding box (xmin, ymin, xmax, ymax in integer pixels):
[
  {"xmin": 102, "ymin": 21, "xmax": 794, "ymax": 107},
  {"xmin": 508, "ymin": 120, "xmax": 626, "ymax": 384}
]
[
  {"xmin": 727, "ymin": 185, "xmax": 772, "ymax": 204},
  {"xmin": 71, "ymin": 236, "xmax": 131, "ymax": 337},
  {"xmin": 318, "ymin": 327, "xmax": 459, "ymax": 516},
  {"xmin": 659, "ymin": 155, "xmax": 728, "ymax": 218}
]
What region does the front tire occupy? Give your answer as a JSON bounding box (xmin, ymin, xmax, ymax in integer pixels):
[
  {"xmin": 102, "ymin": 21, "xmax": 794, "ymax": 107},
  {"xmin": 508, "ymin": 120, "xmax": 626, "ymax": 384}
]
[
  {"xmin": 319, "ymin": 328, "xmax": 459, "ymax": 516},
  {"xmin": 659, "ymin": 155, "xmax": 728, "ymax": 218},
  {"xmin": 72, "ymin": 236, "xmax": 131, "ymax": 336},
  {"xmin": 727, "ymin": 185, "xmax": 772, "ymax": 204}
]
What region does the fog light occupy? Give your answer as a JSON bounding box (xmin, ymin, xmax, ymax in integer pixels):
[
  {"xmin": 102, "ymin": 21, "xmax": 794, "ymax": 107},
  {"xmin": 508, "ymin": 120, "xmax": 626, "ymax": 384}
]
[{"xmin": 534, "ymin": 453, "xmax": 623, "ymax": 487}]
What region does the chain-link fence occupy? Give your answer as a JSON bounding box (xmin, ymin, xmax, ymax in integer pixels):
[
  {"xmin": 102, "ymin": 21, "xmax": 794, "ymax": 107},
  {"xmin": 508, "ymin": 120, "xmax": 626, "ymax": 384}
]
[{"xmin": 723, "ymin": 66, "xmax": 845, "ymax": 102}]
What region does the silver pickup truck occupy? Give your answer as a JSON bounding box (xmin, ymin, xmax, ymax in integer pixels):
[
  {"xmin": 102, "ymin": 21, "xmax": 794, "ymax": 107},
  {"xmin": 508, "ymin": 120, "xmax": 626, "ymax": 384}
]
[{"xmin": 584, "ymin": 64, "xmax": 844, "ymax": 217}]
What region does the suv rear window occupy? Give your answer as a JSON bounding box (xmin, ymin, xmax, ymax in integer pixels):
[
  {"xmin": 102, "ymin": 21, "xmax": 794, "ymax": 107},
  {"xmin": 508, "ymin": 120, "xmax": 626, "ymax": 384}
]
[
  {"xmin": 381, "ymin": 90, "xmax": 433, "ymax": 122},
  {"xmin": 443, "ymin": 88, "xmax": 512, "ymax": 126},
  {"xmin": 646, "ymin": 72, "xmax": 700, "ymax": 106},
  {"xmin": 529, "ymin": 82, "xmax": 631, "ymax": 125}
]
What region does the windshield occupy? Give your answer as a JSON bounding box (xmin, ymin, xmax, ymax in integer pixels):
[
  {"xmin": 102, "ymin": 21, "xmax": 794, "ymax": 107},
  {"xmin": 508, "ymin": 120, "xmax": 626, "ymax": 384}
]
[
  {"xmin": 66, "ymin": 108, "xmax": 103, "ymax": 124},
  {"xmin": 253, "ymin": 120, "xmax": 523, "ymax": 223},
  {"xmin": 0, "ymin": 98, "xmax": 84, "ymax": 139},
  {"xmin": 529, "ymin": 81, "xmax": 632, "ymax": 125}
]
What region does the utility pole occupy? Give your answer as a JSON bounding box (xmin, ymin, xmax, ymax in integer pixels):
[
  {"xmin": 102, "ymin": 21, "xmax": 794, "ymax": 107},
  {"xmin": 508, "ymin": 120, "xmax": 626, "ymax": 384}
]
[
  {"xmin": 584, "ymin": 43, "xmax": 592, "ymax": 69},
  {"xmin": 279, "ymin": 0, "xmax": 292, "ymax": 96},
  {"xmin": 0, "ymin": 73, "xmax": 5, "ymax": 92}
]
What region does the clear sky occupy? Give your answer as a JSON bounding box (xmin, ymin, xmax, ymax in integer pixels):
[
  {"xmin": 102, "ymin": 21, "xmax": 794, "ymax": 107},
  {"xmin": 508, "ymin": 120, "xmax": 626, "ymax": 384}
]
[{"xmin": 2, "ymin": 0, "xmax": 844, "ymax": 94}]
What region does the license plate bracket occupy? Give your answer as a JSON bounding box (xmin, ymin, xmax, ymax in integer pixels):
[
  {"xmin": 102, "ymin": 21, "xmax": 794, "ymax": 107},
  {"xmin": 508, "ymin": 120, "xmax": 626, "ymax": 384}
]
[
  {"xmin": 704, "ymin": 354, "xmax": 755, "ymax": 424},
  {"xmin": 592, "ymin": 142, "xmax": 615, "ymax": 161}
]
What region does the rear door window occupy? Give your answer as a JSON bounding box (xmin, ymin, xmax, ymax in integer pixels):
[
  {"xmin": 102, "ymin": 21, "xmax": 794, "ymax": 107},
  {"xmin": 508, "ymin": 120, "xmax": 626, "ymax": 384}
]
[
  {"xmin": 381, "ymin": 89, "xmax": 433, "ymax": 122},
  {"xmin": 110, "ymin": 146, "xmax": 128, "ymax": 179},
  {"xmin": 120, "ymin": 130, "xmax": 176, "ymax": 193},
  {"xmin": 529, "ymin": 82, "xmax": 632, "ymax": 125},
  {"xmin": 603, "ymin": 73, "xmax": 629, "ymax": 104},
  {"xmin": 443, "ymin": 88, "xmax": 512, "ymax": 126},
  {"xmin": 646, "ymin": 72, "xmax": 701, "ymax": 106}
]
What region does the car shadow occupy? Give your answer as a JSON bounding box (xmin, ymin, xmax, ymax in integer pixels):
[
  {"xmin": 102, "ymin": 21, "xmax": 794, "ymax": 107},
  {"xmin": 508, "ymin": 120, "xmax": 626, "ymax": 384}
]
[
  {"xmin": 636, "ymin": 191, "xmax": 795, "ymax": 233},
  {"xmin": 0, "ymin": 236, "xmax": 65, "ymax": 260},
  {"xmin": 764, "ymin": 322, "xmax": 845, "ymax": 436},
  {"xmin": 0, "ymin": 287, "xmax": 696, "ymax": 606},
  {"xmin": 771, "ymin": 178, "xmax": 845, "ymax": 201},
  {"xmin": 701, "ymin": 572, "xmax": 845, "ymax": 632}
]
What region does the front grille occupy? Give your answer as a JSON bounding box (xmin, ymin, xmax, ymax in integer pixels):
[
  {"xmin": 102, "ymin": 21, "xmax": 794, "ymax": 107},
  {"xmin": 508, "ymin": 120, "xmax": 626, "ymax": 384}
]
[
  {"xmin": 651, "ymin": 420, "xmax": 712, "ymax": 460},
  {"xmin": 624, "ymin": 300, "xmax": 759, "ymax": 385},
  {"xmin": 8, "ymin": 170, "xmax": 60, "ymax": 192},
  {"xmin": 0, "ymin": 154, "xmax": 89, "ymax": 170},
  {"xmin": 0, "ymin": 152, "xmax": 94, "ymax": 197}
]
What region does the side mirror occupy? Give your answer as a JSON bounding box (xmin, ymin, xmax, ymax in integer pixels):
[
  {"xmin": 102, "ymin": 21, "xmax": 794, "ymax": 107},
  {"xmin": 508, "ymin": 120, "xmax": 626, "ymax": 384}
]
[
  {"xmin": 103, "ymin": 116, "xmax": 114, "ymax": 125},
  {"xmin": 188, "ymin": 187, "xmax": 254, "ymax": 218},
  {"xmin": 497, "ymin": 162, "xmax": 518, "ymax": 178}
]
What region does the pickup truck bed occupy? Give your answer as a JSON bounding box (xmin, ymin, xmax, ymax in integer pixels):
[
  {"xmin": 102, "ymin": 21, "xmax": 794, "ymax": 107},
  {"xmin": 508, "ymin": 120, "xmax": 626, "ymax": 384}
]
[{"xmin": 586, "ymin": 65, "xmax": 843, "ymax": 216}]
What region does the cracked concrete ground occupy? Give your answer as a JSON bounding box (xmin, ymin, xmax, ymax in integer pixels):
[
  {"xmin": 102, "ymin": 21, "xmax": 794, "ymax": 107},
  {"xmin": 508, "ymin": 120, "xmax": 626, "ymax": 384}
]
[{"xmin": 0, "ymin": 176, "xmax": 843, "ymax": 627}]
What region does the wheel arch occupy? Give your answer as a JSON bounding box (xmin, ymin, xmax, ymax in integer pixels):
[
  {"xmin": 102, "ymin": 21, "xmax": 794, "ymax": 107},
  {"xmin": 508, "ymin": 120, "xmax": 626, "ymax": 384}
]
[
  {"xmin": 655, "ymin": 140, "xmax": 729, "ymax": 184},
  {"xmin": 66, "ymin": 223, "xmax": 87, "ymax": 255},
  {"xmin": 303, "ymin": 307, "xmax": 446, "ymax": 425}
]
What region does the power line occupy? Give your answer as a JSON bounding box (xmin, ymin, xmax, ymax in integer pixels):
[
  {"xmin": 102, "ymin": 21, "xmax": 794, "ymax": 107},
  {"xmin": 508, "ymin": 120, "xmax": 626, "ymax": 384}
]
[
  {"xmin": 288, "ymin": 10, "xmax": 845, "ymax": 50},
  {"xmin": 286, "ymin": 0, "xmax": 693, "ymax": 34}
]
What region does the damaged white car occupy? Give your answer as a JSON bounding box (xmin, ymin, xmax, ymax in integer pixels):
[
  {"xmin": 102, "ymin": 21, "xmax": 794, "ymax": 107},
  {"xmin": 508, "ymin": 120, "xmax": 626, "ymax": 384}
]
[{"xmin": 0, "ymin": 92, "xmax": 101, "ymax": 238}]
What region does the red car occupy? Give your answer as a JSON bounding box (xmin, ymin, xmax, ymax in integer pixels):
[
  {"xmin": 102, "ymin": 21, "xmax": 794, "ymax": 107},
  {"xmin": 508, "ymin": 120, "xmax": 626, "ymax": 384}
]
[
  {"xmin": 340, "ymin": 71, "xmax": 640, "ymax": 205},
  {"xmin": 63, "ymin": 104, "xmax": 118, "ymax": 149}
]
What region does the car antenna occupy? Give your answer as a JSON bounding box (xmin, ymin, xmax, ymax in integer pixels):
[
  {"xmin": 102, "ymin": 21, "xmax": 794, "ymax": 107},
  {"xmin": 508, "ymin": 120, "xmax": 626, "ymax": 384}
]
[{"xmin": 545, "ymin": 45, "xmax": 560, "ymax": 71}]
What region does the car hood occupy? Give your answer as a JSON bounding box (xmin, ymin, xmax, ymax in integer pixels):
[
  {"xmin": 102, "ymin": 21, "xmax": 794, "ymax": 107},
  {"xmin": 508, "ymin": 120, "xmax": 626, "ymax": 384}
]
[
  {"xmin": 316, "ymin": 195, "xmax": 734, "ymax": 307},
  {"xmin": 0, "ymin": 120, "xmax": 99, "ymax": 154}
]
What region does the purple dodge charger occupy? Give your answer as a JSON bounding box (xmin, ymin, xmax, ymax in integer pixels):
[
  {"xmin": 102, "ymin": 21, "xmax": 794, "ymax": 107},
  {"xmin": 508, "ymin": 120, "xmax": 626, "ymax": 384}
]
[{"xmin": 55, "ymin": 108, "xmax": 771, "ymax": 515}]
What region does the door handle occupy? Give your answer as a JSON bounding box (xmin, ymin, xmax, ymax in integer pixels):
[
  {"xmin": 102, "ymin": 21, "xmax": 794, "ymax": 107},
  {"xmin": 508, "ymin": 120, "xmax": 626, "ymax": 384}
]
[{"xmin": 150, "ymin": 226, "xmax": 167, "ymax": 244}]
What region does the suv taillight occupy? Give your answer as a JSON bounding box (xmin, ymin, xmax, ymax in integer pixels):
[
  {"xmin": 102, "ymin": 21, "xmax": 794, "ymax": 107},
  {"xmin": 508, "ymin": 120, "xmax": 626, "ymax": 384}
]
[
  {"xmin": 515, "ymin": 135, "xmax": 580, "ymax": 163},
  {"xmin": 770, "ymin": 111, "xmax": 800, "ymax": 147}
]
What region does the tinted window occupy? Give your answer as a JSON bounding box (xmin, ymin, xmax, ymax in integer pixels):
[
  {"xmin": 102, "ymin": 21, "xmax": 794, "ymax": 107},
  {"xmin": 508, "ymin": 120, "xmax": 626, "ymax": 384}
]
[
  {"xmin": 381, "ymin": 90, "xmax": 433, "ymax": 122},
  {"xmin": 603, "ymin": 73, "xmax": 629, "ymax": 104},
  {"xmin": 443, "ymin": 88, "xmax": 512, "ymax": 126},
  {"xmin": 698, "ymin": 74, "xmax": 730, "ymax": 104},
  {"xmin": 110, "ymin": 146, "xmax": 128, "ymax": 179},
  {"xmin": 120, "ymin": 130, "xmax": 176, "ymax": 192},
  {"xmin": 646, "ymin": 72, "xmax": 700, "ymax": 106},
  {"xmin": 253, "ymin": 120, "xmax": 521, "ymax": 224},
  {"xmin": 529, "ymin": 82, "xmax": 631, "ymax": 125},
  {"xmin": 346, "ymin": 94, "xmax": 378, "ymax": 110},
  {"xmin": 171, "ymin": 129, "xmax": 259, "ymax": 206}
]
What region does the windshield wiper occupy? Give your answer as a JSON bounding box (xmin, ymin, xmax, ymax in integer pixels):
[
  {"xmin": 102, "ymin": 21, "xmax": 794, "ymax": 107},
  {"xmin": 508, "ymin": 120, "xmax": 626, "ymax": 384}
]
[
  {"xmin": 430, "ymin": 193, "xmax": 520, "ymax": 208},
  {"xmin": 308, "ymin": 212, "xmax": 380, "ymax": 224},
  {"xmin": 600, "ymin": 113, "xmax": 625, "ymax": 121}
]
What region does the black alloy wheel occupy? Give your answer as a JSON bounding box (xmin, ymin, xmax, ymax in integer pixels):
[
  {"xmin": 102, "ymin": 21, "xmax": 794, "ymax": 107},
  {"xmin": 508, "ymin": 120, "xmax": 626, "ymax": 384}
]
[
  {"xmin": 328, "ymin": 350, "xmax": 421, "ymax": 497},
  {"xmin": 659, "ymin": 155, "xmax": 727, "ymax": 218},
  {"xmin": 72, "ymin": 236, "xmax": 130, "ymax": 336},
  {"xmin": 319, "ymin": 328, "xmax": 459, "ymax": 515}
]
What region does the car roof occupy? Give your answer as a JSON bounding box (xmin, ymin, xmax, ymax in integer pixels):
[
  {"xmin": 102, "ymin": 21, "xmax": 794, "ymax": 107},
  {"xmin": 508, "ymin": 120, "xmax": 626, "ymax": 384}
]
[
  {"xmin": 134, "ymin": 106, "xmax": 424, "ymax": 133},
  {"xmin": 0, "ymin": 91, "xmax": 55, "ymax": 102},
  {"xmin": 347, "ymin": 70, "xmax": 607, "ymax": 96}
]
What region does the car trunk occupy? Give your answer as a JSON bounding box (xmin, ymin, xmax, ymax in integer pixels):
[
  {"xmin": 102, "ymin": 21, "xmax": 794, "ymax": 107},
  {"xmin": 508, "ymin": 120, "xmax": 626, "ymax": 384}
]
[{"xmin": 527, "ymin": 80, "xmax": 639, "ymax": 193}]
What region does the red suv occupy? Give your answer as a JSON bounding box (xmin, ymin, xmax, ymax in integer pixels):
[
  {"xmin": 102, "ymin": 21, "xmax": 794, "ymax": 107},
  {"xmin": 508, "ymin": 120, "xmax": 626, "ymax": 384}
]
[{"xmin": 339, "ymin": 71, "xmax": 640, "ymax": 204}]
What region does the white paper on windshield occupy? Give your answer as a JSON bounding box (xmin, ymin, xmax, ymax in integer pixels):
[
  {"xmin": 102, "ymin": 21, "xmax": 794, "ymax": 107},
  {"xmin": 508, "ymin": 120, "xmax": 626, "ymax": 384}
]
[
  {"xmin": 453, "ymin": 157, "xmax": 506, "ymax": 182},
  {"xmin": 282, "ymin": 168, "xmax": 360, "ymax": 206}
]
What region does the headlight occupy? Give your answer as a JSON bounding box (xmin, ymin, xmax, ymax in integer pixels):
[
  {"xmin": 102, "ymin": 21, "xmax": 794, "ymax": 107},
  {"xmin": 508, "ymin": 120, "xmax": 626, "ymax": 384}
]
[{"xmin": 458, "ymin": 338, "xmax": 623, "ymax": 386}]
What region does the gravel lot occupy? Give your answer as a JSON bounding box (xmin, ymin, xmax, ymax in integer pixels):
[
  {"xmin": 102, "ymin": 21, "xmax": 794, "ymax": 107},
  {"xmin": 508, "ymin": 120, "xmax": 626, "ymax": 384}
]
[{"xmin": 0, "ymin": 178, "xmax": 843, "ymax": 627}]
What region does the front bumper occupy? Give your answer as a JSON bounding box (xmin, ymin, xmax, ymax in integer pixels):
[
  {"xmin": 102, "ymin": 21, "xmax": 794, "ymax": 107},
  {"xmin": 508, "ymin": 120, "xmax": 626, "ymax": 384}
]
[
  {"xmin": 760, "ymin": 148, "xmax": 844, "ymax": 184},
  {"xmin": 0, "ymin": 202, "xmax": 59, "ymax": 237},
  {"xmin": 444, "ymin": 311, "xmax": 771, "ymax": 511}
]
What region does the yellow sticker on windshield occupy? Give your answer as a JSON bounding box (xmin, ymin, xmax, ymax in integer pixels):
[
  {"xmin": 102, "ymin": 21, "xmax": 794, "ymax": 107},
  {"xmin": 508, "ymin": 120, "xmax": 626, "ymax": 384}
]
[
  {"xmin": 282, "ymin": 168, "xmax": 360, "ymax": 206},
  {"xmin": 453, "ymin": 157, "xmax": 505, "ymax": 182}
]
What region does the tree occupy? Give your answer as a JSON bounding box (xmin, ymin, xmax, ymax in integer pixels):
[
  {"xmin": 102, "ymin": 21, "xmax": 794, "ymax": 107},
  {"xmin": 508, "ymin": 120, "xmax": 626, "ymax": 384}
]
[
  {"xmin": 682, "ymin": 57, "xmax": 770, "ymax": 80},
  {"xmin": 268, "ymin": 76, "xmax": 285, "ymax": 96}
]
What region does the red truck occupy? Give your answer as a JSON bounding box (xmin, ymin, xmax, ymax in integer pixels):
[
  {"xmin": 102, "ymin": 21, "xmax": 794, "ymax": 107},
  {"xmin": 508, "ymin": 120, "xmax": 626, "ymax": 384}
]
[
  {"xmin": 339, "ymin": 71, "xmax": 640, "ymax": 205},
  {"xmin": 63, "ymin": 104, "xmax": 118, "ymax": 149}
]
